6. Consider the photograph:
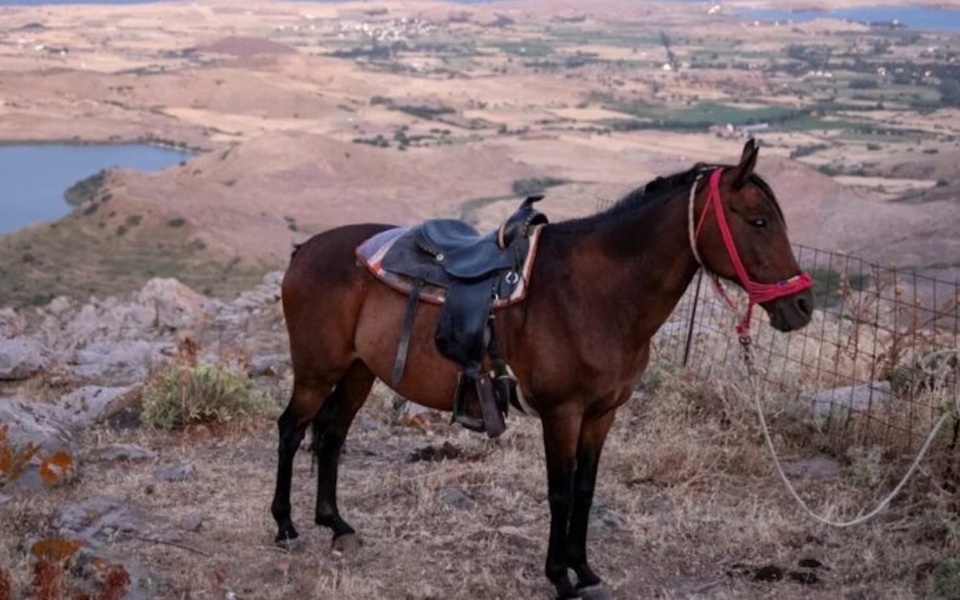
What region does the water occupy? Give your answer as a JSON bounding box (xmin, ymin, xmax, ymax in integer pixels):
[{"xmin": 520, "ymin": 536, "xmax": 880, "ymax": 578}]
[
  {"xmin": 0, "ymin": 0, "xmax": 159, "ymax": 4},
  {"xmin": 0, "ymin": 144, "xmax": 191, "ymax": 234},
  {"xmin": 738, "ymin": 6, "xmax": 960, "ymax": 32}
]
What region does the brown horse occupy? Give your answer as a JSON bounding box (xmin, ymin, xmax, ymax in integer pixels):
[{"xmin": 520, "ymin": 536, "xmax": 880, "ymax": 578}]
[{"xmin": 271, "ymin": 139, "xmax": 814, "ymax": 599}]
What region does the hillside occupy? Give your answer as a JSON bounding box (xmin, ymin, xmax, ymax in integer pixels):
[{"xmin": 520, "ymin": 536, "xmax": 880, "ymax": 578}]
[{"xmin": 0, "ymin": 0, "xmax": 959, "ymax": 305}]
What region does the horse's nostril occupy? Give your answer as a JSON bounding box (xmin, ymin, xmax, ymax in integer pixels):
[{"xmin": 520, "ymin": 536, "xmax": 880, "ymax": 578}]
[{"xmin": 797, "ymin": 297, "xmax": 811, "ymax": 316}]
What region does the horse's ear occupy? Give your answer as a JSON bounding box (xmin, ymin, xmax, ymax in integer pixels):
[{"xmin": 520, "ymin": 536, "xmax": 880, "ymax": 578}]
[{"xmin": 732, "ymin": 138, "xmax": 759, "ymax": 188}]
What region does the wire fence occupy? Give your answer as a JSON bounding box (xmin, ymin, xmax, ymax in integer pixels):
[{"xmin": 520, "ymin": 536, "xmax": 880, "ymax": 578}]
[{"xmin": 654, "ymin": 244, "xmax": 960, "ymax": 455}]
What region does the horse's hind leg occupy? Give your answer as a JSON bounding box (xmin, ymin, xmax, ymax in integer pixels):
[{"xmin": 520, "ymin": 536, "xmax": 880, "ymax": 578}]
[
  {"xmin": 312, "ymin": 360, "xmax": 375, "ymax": 551},
  {"xmin": 271, "ymin": 382, "xmax": 328, "ymax": 544}
]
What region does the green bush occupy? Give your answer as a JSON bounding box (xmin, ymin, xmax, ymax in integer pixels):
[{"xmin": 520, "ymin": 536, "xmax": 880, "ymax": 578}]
[
  {"xmin": 142, "ymin": 362, "xmax": 273, "ymax": 430},
  {"xmin": 934, "ymin": 560, "xmax": 960, "ymax": 599}
]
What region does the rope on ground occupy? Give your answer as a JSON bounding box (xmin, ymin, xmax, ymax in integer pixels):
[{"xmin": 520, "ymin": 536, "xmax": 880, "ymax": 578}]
[{"xmin": 741, "ymin": 338, "xmax": 958, "ymax": 528}]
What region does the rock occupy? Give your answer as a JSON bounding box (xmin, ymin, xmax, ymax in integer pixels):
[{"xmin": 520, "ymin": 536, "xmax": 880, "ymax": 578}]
[
  {"xmin": 88, "ymin": 443, "xmax": 156, "ymax": 463},
  {"xmin": 179, "ymin": 514, "xmax": 204, "ymax": 533},
  {"xmin": 811, "ymin": 381, "xmax": 890, "ymax": 418},
  {"xmin": 781, "ymin": 457, "xmax": 843, "ymax": 480},
  {"xmin": 229, "ymin": 272, "xmax": 282, "ymax": 311},
  {"xmin": 0, "ymin": 308, "xmax": 26, "ymax": 339},
  {"xmin": 105, "ymin": 404, "xmax": 142, "ymax": 430},
  {"xmin": 71, "ymin": 340, "xmax": 174, "ymax": 385},
  {"xmin": 52, "ymin": 496, "xmax": 145, "ymax": 541},
  {"xmin": 0, "ymin": 398, "xmax": 80, "ymax": 492},
  {"xmin": 46, "ymin": 498, "xmax": 159, "ymax": 600},
  {"xmin": 752, "ymin": 564, "xmax": 785, "ymax": 582},
  {"xmin": 0, "ymin": 338, "xmax": 47, "ymax": 380},
  {"xmin": 249, "ymin": 354, "xmax": 289, "ymax": 378},
  {"xmin": 356, "ymin": 414, "xmax": 381, "ymax": 432},
  {"xmin": 437, "ymin": 487, "xmax": 475, "ymax": 510},
  {"xmin": 640, "ymin": 493, "xmax": 674, "ymax": 517},
  {"xmin": 587, "ymin": 502, "xmax": 626, "ymax": 538},
  {"xmin": 0, "ymin": 493, "xmax": 12, "ymax": 505},
  {"xmin": 153, "ymin": 463, "xmax": 195, "ymax": 482},
  {"xmin": 0, "ymin": 397, "xmax": 74, "ymax": 452},
  {"xmin": 136, "ymin": 278, "xmax": 208, "ymax": 332},
  {"xmin": 55, "ymin": 385, "xmax": 139, "ymax": 427}
]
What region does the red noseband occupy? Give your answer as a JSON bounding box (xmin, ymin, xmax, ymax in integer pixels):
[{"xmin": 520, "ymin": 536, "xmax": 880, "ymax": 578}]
[{"xmin": 691, "ymin": 168, "xmax": 813, "ymax": 337}]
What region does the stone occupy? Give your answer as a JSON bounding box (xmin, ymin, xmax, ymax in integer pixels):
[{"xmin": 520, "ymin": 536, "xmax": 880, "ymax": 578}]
[
  {"xmin": 781, "ymin": 457, "xmax": 843, "ymax": 480},
  {"xmin": 249, "ymin": 354, "xmax": 289, "ymax": 378},
  {"xmin": 55, "ymin": 385, "xmax": 139, "ymax": 427},
  {"xmin": 0, "ymin": 338, "xmax": 47, "ymax": 380},
  {"xmin": 71, "ymin": 340, "xmax": 174, "ymax": 385},
  {"xmin": 0, "ymin": 308, "xmax": 26, "ymax": 339},
  {"xmin": 51, "ymin": 496, "xmax": 144, "ymax": 541},
  {"xmin": 0, "ymin": 398, "xmax": 79, "ymax": 492},
  {"xmin": 0, "ymin": 397, "xmax": 74, "ymax": 452},
  {"xmin": 87, "ymin": 443, "xmax": 157, "ymax": 463},
  {"xmin": 136, "ymin": 278, "xmax": 208, "ymax": 332},
  {"xmin": 587, "ymin": 502, "xmax": 627, "ymax": 538},
  {"xmin": 153, "ymin": 463, "xmax": 195, "ymax": 482},
  {"xmin": 811, "ymin": 381, "xmax": 891, "ymax": 418},
  {"xmin": 179, "ymin": 514, "xmax": 204, "ymax": 533},
  {"xmin": 437, "ymin": 487, "xmax": 475, "ymax": 510}
]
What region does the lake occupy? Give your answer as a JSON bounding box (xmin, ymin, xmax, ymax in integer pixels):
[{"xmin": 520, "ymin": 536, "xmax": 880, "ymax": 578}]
[
  {"xmin": 0, "ymin": 0, "xmax": 158, "ymax": 4},
  {"xmin": 0, "ymin": 144, "xmax": 191, "ymax": 235},
  {"xmin": 738, "ymin": 6, "xmax": 960, "ymax": 32}
]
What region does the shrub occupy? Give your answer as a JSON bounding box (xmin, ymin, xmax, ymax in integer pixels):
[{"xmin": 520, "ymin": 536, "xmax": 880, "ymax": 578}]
[
  {"xmin": 168, "ymin": 217, "xmax": 187, "ymax": 228},
  {"xmin": 934, "ymin": 560, "xmax": 960, "ymax": 599},
  {"xmin": 511, "ymin": 177, "xmax": 569, "ymax": 197},
  {"xmin": 0, "ymin": 425, "xmax": 38, "ymax": 490},
  {"xmin": 142, "ymin": 352, "xmax": 272, "ymax": 430}
]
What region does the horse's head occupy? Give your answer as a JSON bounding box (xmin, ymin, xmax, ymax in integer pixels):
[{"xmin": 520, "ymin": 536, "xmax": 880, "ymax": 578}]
[{"xmin": 691, "ymin": 139, "xmax": 814, "ymax": 334}]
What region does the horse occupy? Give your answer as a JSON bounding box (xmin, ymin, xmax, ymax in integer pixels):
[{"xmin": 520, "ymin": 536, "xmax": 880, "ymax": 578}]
[{"xmin": 270, "ymin": 139, "xmax": 814, "ymax": 599}]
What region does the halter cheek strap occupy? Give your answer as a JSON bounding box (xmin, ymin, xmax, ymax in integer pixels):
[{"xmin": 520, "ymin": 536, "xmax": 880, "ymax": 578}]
[{"xmin": 688, "ymin": 168, "xmax": 813, "ymax": 337}]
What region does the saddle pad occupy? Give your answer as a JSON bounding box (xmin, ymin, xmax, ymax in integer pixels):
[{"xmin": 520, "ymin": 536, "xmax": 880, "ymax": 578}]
[{"xmin": 356, "ymin": 225, "xmax": 544, "ymax": 307}]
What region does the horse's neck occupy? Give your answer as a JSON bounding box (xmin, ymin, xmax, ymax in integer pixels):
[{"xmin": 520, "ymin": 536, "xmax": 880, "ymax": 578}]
[{"xmin": 561, "ymin": 192, "xmax": 700, "ymax": 344}]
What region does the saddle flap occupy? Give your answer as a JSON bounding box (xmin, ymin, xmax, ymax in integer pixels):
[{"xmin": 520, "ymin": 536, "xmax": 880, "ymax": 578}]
[{"xmin": 441, "ymin": 243, "xmax": 518, "ymax": 279}]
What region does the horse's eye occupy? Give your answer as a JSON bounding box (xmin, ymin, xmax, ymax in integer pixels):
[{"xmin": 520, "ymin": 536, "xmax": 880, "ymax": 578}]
[{"xmin": 749, "ymin": 218, "xmax": 767, "ymax": 228}]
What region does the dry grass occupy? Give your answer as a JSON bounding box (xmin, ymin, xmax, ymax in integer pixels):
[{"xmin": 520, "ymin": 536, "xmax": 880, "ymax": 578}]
[{"xmin": 2, "ymin": 361, "xmax": 959, "ymax": 599}]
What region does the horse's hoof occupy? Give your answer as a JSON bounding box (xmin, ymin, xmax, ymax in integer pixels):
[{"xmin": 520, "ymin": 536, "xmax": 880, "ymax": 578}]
[
  {"xmin": 275, "ymin": 524, "xmax": 299, "ymax": 547},
  {"xmin": 577, "ymin": 583, "xmax": 613, "ymax": 600},
  {"xmin": 331, "ymin": 533, "xmax": 362, "ymax": 555}
]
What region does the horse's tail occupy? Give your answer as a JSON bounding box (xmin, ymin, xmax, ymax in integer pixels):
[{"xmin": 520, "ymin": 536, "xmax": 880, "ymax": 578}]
[{"xmin": 290, "ymin": 242, "xmax": 303, "ymax": 262}]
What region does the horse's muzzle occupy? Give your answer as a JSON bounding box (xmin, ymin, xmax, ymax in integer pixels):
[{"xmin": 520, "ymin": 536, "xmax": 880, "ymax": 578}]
[{"xmin": 764, "ymin": 288, "xmax": 814, "ymax": 332}]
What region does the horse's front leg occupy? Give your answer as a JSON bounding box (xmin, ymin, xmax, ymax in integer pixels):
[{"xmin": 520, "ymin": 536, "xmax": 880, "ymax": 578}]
[
  {"xmin": 566, "ymin": 411, "xmax": 616, "ymax": 600},
  {"xmin": 540, "ymin": 407, "xmax": 582, "ymax": 599}
]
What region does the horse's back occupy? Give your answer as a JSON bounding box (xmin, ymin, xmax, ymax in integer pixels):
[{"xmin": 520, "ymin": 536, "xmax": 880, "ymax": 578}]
[{"xmin": 285, "ymin": 223, "xmax": 394, "ymax": 288}]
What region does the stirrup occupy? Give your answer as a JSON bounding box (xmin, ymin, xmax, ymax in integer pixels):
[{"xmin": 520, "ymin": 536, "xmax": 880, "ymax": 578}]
[
  {"xmin": 476, "ymin": 375, "xmax": 506, "ymax": 438},
  {"xmin": 452, "ymin": 372, "xmax": 485, "ymax": 433},
  {"xmin": 451, "ymin": 372, "xmax": 506, "ymax": 438}
]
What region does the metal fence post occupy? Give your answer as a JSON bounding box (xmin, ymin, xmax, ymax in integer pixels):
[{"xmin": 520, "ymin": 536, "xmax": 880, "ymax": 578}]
[{"xmin": 682, "ymin": 269, "xmax": 705, "ymax": 367}]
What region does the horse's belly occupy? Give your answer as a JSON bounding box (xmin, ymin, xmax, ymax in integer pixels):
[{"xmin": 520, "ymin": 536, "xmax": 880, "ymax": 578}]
[{"xmin": 354, "ymin": 284, "xmax": 460, "ymax": 412}]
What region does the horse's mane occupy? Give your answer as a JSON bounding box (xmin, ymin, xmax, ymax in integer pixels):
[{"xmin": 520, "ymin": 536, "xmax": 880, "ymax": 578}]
[
  {"xmin": 553, "ymin": 162, "xmax": 782, "ymax": 233},
  {"xmin": 553, "ymin": 163, "xmax": 712, "ymax": 232}
]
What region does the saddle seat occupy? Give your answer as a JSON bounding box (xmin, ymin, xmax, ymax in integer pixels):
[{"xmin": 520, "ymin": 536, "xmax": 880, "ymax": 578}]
[
  {"xmin": 415, "ymin": 193, "xmax": 545, "ymax": 280},
  {"xmin": 356, "ymin": 194, "xmax": 548, "ymax": 438}
]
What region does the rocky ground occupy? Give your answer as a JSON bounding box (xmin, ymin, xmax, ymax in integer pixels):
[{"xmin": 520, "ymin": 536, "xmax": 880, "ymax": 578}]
[{"xmin": 1, "ymin": 275, "xmax": 959, "ymax": 599}]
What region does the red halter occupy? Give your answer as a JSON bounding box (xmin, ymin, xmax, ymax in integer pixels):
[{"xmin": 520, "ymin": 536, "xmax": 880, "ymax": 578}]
[{"xmin": 690, "ymin": 168, "xmax": 813, "ymax": 338}]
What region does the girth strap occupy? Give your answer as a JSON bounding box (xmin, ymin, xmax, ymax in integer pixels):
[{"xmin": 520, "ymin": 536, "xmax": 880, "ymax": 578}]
[{"xmin": 392, "ymin": 278, "xmax": 424, "ymax": 386}]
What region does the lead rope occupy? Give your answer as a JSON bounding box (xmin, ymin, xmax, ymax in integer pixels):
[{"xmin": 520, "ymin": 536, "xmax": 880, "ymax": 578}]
[
  {"xmin": 740, "ymin": 337, "xmax": 958, "ymax": 527},
  {"xmin": 687, "ymin": 173, "xmax": 958, "ymax": 527}
]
